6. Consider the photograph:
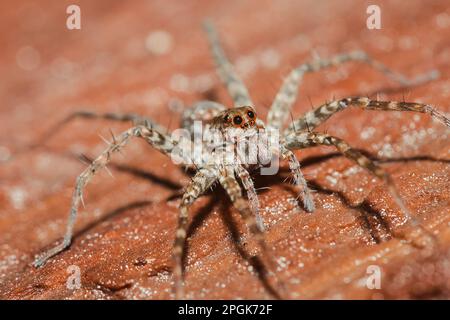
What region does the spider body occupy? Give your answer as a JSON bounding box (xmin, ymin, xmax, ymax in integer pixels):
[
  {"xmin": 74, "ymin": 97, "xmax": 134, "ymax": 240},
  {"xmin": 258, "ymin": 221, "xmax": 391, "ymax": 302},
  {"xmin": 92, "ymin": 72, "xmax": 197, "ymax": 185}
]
[
  {"xmin": 33, "ymin": 21, "xmax": 449, "ymax": 299},
  {"xmin": 181, "ymin": 103, "xmax": 270, "ymax": 173}
]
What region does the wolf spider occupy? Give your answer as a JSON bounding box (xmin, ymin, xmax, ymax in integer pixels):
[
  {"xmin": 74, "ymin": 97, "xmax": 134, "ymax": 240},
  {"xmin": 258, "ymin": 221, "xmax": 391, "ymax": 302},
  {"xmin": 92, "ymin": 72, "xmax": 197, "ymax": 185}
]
[{"xmin": 34, "ymin": 21, "xmax": 449, "ymax": 299}]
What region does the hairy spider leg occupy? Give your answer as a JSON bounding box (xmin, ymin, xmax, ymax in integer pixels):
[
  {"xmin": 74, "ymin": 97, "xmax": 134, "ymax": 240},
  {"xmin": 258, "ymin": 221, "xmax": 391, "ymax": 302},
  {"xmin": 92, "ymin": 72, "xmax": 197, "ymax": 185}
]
[
  {"xmin": 268, "ymin": 50, "xmax": 438, "ymax": 131},
  {"xmin": 34, "ymin": 125, "xmax": 177, "ymax": 267},
  {"xmin": 203, "ymin": 20, "xmax": 253, "ymax": 107},
  {"xmin": 286, "ymin": 97, "xmax": 450, "ymax": 135},
  {"xmin": 284, "ymin": 131, "xmax": 437, "ymax": 249}
]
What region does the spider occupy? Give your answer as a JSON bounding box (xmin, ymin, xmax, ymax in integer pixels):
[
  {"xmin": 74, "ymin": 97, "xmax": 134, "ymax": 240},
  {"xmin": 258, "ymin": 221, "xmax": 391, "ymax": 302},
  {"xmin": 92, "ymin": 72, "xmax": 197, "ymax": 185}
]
[{"xmin": 33, "ymin": 21, "xmax": 449, "ymax": 299}]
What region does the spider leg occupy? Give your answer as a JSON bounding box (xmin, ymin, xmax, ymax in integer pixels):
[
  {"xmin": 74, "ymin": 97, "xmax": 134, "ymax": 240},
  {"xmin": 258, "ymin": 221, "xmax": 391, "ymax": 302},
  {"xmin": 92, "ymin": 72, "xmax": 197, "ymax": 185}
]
[
  {"xmin": 181, "ymin": 100, "xmax": 226, "ymax": 137},
  {"xmin": 219, "ymin": 165, "xmax": 288, "ymax": 298},
  {"xmin": 284, "ymin": 131, "xmax": 436, "ymax": 249},
  {"xmin": 61, "ymin": 110, "xmax": 159, "ymax": 126},
  {"xmin": 286, "ymin": 97, "xmax": 450, "ymax": 134},
  {"xmin": 267, "ymin": 51, "xmax": 438, "ymax": 130},
  {"xmin": 173, "ymin": 166, "xmax": 218, "ymax": 299},
  {"xmin": 32, "ymin": 110, "xmax": 168, "ymax": 148},
  {"xmin": 219, "ymin": 166, "xmax": 265, "ymax": 249},
  {"xmin": 203, "ymin": 20, "xmax": 253, "ymax": 107},
  {"xmin": 235, "ymin": 164, "xmax": 265, "ymax": 232},
  {"xmin": 280, "ymin": 147, "xmax": 315, "ymax": 212},
  {"xmin": 33, "ymin": 125, "xmax": 177, "ymax": 267}
]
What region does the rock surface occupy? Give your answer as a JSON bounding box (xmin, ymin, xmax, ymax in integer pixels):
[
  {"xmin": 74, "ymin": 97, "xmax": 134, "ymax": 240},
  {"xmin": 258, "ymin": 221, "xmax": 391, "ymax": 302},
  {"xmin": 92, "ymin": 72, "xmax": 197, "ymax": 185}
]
[{"xmin": 0, "ymin": 0, "xmax": 449, "ymax": 299}]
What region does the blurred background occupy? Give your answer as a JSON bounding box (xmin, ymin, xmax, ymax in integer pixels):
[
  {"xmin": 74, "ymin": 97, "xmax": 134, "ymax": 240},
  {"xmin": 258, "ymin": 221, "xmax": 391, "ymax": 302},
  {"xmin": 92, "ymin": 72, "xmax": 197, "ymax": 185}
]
[{"xmin": 0, "ymin": 0, "xmax": 449, "ymax": 299}]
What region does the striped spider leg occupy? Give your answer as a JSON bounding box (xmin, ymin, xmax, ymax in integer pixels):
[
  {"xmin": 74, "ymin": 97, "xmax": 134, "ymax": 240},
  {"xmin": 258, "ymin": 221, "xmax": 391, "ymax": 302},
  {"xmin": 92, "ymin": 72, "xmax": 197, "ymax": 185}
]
[
  {"xmin": 218, "ymin": 164, "xmax": 287, "ymax": 298},
  {"xmin": 172, "ymin": 166, "xmax": 218, "ymax": 299},
  {"xmin": 283, "ymin": 97, "xmax": 450, "ymax": 247},
  {"xmin": 285, "ymin": 97, "xmax": 449, "ymax": 134},
  {"xmin": 267, "ymin": 50, "xmax": 439, "ymax": 132},
  {"xmin": 33, "ymin": 123, "xmax": 180, "ymax": 267},
  {"xmin": 30, "ymin": 110, "xmax": 168, "ymax": 150},
  {"xmin": 203, "ymin": 20, "xmax": 253, "ymax": 107}
]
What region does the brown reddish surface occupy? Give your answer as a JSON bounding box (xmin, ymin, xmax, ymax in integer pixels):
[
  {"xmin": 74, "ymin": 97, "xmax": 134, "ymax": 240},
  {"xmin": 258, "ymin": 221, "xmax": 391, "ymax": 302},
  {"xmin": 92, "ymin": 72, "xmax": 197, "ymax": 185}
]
[{"xmin": 0, "ymin": 0, "xmax": 449, "ymax": 299}]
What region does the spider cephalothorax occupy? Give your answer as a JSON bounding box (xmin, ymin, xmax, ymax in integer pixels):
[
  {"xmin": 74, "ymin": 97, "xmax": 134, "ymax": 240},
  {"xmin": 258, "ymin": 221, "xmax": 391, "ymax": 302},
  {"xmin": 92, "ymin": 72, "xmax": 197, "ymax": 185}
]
[
  {"xmin": 214, "ymin": 106, "xmax": 259, "ymax": 130},
  {"xmin": 33, "ymin": 21, "xmax": 449, "ymax": 300},
  {"xmin": 186, "ymin": 105, "xmax": 271, "ymax": 169}
]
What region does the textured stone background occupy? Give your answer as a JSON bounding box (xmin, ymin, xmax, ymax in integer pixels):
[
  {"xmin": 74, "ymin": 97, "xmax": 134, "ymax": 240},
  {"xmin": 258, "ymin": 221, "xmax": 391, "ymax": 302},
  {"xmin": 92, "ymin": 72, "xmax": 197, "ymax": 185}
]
[{"xmin": 0, "ymin": 0, "xmax": 449, "ymax": 299}]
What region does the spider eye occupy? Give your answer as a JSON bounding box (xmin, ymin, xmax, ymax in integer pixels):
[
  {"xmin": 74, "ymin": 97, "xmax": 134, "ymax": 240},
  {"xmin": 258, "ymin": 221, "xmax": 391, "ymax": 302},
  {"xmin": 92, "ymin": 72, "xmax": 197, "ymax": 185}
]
[
  {"xmin": 247, "ymin": 111, "xmax": 255, "ymax": 118},
  {"xmin": 233, "ymin": 115, "xmax": 243, "ymax": 125},
  {"xmin": 224, "ymin": 114, "xmax": 230, "ymax": 122}
]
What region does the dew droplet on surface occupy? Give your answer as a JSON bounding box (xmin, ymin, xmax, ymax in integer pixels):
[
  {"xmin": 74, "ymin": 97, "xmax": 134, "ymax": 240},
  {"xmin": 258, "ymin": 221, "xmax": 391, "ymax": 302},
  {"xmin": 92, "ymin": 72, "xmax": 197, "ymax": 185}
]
[
  {"xmin": 235, "ymin": 55, "xmax": 257, "ymax": 78},
  {"xmin": 398, "ymin": 36, "xmax": 418, "ymax": 50},
  {"xmin": 169, "ymin": 73, "xmax": 190, "ymax": 92},
  {"xmin": 16, "ymin": 45, "xmax": 40, "ymax": 71},
  {"xmin": 373, "ymin": 35, "xmax": 394, "ymax": 52},
  {"xmin": 0, "ymin": 146, "xmax": 11, "ymax": 162},
  {"xmin": 435, "ymin": 12, "xmax": 450, "ymax": 29},
  {"xmin": 145, "ymin": 30, "xmax": 174, "ymax": 56},
  {"xmin": 8, "ymin": 187, "xmax": 27, "ymax": 210},
  {"xmin": 260, "ymin": 48, "xmax": 281, "ymax": 69},
  {"xmin": 50, "ymin": 58, "xmax": 77, "ymax": 80},
  {"xmin": 192, "ymin": 73, "xmax": 215, "ymax": 92},
  {"xmin": 360, "ymin": 127, "xmax": 376, "ymax": 140}
]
